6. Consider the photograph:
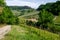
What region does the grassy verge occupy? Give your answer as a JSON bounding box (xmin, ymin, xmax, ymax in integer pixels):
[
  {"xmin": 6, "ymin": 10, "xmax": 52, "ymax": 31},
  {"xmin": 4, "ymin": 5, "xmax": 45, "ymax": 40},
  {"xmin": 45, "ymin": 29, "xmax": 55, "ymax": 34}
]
[{"xmin": 1, "ymin": 24, "xmax": 59, "ymax": 40}]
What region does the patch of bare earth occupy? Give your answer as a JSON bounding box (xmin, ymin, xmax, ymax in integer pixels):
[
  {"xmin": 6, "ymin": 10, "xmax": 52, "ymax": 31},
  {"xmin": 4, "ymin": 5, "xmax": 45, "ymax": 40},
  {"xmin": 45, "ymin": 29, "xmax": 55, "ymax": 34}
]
[{"xmin": 0, "ymin": 25, "xmax": 11, "ymax": 40}]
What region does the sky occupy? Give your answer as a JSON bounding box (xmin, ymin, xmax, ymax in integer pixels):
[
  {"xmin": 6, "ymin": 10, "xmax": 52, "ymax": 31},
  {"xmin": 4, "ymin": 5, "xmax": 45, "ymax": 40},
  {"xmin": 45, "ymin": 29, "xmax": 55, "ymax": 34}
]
[{"xmin": 5, "ymin": 0, "xmax": 57, "ymax": 9}]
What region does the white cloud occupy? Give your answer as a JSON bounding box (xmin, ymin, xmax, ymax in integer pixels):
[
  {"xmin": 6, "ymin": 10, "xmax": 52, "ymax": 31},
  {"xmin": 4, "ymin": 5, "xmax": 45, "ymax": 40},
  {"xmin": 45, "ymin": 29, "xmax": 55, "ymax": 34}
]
[{"xmin": 6, "ymin": 0, "xmax": 39, "ymax": 9}]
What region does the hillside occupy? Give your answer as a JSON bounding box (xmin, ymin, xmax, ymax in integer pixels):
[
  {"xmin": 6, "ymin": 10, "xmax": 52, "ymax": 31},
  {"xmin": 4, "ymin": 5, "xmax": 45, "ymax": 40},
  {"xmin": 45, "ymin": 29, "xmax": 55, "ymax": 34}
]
[
  {"xmin": 37, "ymin": 1, "xmax": 60, "ymax": 15},
  {"xmin": 0, "ymin": 0, "xmax": 60, "ymax": 40},
  {"xmin": 1, "ymin": 24, "xmax": 59, "ymax": 40},
  {"xmin": 19, "ymin": 11, "xmax": 39, "ymax": 19},
  {"xmin": 9, "ymin": 6, "xmax": 39, "ymax": 19},
  {"xmin": 8, "ymin": 6, "xmax": 33, "ymax": 10}
]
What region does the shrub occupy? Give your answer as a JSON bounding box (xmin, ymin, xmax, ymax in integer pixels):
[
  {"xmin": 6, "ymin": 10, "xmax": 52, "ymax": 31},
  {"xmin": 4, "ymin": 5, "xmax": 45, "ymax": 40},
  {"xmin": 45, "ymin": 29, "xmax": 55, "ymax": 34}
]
[
  {"xmin": 0, "ymin": 6, "xmax": 19, "ymax": 24},
  {"xmin": 49, "ymin": 25, "xmax": 60, "ymax": 33},
  {"xmin": 18, "ymin": 17, "xmax": 26, "ymax": 24},
  {"xmin": 38, "ymin": 9, "xmax": 54, "ymax": 29},
  {"xmin": 0, "ymin": 0, "xmax": 5, "ymax": 6},
  {"xmin": 26, "ymin": 20, "xmax": 36, "ymax": 26}
]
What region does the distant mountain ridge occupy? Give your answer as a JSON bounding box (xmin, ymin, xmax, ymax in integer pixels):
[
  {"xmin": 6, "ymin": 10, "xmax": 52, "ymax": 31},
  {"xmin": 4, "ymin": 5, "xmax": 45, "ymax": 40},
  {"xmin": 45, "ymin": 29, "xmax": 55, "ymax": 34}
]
[{"xmin": 8, "ymin": 6, "xmax": 33, "ymax": 10}]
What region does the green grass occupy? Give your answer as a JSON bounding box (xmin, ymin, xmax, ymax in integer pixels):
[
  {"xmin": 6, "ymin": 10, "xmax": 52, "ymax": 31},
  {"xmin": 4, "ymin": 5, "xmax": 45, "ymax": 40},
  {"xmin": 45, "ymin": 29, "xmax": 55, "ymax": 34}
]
[
  {"xmin": 54, "ymin": 16, "xmax": 60, "ymax": 32},
  {"xmin": 19, "ymin": 11, "xmax": 39, "ymax": 17},
  {"xmin": 54, "ymin": 16, "xmax": 60, "ymax": 23},
  {"xmin": 19, "ymin": 11, "xmax": 39, "ymax": 19},
  {"xmin": 2, "ymin": 24, "xmax": 59, "ymax": 40}
]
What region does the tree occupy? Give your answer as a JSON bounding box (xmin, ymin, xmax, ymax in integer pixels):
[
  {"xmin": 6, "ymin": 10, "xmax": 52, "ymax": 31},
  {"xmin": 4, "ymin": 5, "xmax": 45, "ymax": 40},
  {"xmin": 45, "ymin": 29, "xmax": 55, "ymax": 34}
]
[
  {"xmin": 0, "ymin": 0, "xmax": 5, "ymax": 6},
  {"xmin": 38, "ymin": 9, "xmax": 54, "ymax": 29},
  {"xmin": 0, "ymin": 6, "xmax": 19, "ymax": 24},
  {"xmin": 0, "ymin": 0, "xmax": 19, "ymax": 24},
  {"xmin": 37, "ymin": 1, "xmax": 60, "ymax": 15}
]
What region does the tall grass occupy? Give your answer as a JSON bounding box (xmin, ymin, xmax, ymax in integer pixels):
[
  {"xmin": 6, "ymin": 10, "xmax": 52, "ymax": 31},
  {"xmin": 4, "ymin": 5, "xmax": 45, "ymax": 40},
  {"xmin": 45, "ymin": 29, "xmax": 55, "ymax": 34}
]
[{"xmin": 2, "ymin": 24, "xmax": 59, "ymax": 40}]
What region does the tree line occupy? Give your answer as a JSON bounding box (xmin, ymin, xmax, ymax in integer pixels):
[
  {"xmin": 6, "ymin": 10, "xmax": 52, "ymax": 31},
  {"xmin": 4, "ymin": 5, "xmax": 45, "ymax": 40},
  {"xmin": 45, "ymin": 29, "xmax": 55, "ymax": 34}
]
[
  {"xmin": 0, "ymin": 0, "xmax": 19, "ymax": 24},
  {"xmin": 26, "ymin": 1, "xmax": 60, "ymax": 34},
  {"xmin": 37, "ymin": 1, "xmax": 60, "ymax": 15}
]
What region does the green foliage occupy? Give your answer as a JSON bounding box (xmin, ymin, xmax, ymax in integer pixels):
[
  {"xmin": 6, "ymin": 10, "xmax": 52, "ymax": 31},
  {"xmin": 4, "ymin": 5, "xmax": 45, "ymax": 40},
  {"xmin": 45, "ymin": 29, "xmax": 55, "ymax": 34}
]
[
  {"xmin": 37, "ymin": 1, "xmax": 60, "ymax": 15},
  {"xmin": 37, "ymin": 10, "xmax": 60, "ymax": 33},
  {"xmin": 26, "ymin": 20, "xmax": 36, "ymax": 26},
  {"xmin": 0, "ymin": 6, "xmax": 19, "ymax": 24},
  {"xmin": 0, "ymin": 0, "xmax": 5, "ymax": 6},
  {"xmin": 38, "ymin": 9, "xmax": 54, "ymax": 29},
  {"xmin": 53, "ymin": 16, "xmax": 60, "ymax": 33},
  {"xmin": 0, "ymin": 0, "xmax": 19, "ymax": 24},
  {"xmin": 18, "ymin": 17, "xmax": 26, "ymax": 24},
  {"xmin": 48, "ymin": 23, "xmax": 60, "ymax": 33},
  {"xmin": 37, "ymin": 1, "xmax": 60, "ymax": 33}
]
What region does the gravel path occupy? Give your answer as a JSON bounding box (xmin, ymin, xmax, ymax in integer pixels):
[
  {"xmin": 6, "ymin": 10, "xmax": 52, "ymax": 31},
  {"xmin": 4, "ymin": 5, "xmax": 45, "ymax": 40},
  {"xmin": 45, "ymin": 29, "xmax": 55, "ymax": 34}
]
[{"xmin": 0, "ymin": 25, "xmax": 11, "ymax": 39}]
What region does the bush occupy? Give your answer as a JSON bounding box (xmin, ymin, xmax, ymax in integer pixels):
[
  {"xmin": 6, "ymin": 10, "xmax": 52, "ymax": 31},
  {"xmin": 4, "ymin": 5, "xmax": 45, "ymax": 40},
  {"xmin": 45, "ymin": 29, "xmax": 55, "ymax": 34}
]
[
  {"xmin": 26, "ymin": 20, "xmax": 36, "ymax": 26},
  {"xmin": 37, "ymin": 1, "xmax": 60, "ymax": 15},
  {"xmin": 36, "ymin": 22, "xmax": 40, "ymax": 27},
  {"xmin": 38, "ymin": 9, "xmax": 54, "ymax": 29},
  {"xmin": 18, "ymin": 17, "xmax": 26, "ymax": 24},
  {"xmin": 49, "ymin": 25, "xmax": 60, "ymax": 33},
  {"xmin": 0, "ymin": 0, "xmax": 5, "ymax": 6},
  {"xmin": 0, "ymin": 6, "xmax": 19, "ymax": 24}
]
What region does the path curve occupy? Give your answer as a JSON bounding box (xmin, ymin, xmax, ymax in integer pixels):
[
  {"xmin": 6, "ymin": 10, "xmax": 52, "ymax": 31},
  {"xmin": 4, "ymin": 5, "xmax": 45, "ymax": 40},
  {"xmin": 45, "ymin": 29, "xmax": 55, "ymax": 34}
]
[{"xmin": 0, "ymin": 25, "xmax": 11, "ymax": 39}]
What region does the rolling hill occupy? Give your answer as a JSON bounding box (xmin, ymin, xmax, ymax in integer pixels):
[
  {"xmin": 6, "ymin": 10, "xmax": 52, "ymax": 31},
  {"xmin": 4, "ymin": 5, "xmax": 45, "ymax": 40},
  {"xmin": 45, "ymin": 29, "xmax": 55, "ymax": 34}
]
[
  {"xmin": 8, "ymin": 6, "xmax": 33, "ymax": 10},
  {"xmin": 1, "ymin": 24, "xmax": 59, "ymax": 40},
  {"xmin": 8, "ymin": 6, "xmax": 39, "ymax": 19}
]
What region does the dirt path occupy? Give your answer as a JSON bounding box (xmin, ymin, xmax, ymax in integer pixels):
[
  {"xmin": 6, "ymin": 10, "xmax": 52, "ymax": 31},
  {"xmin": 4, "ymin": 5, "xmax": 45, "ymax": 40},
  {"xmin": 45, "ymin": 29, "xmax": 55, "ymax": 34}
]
[{"xmin": 0, "ymin": 25, "xmax": 11, "ymax": 39}]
